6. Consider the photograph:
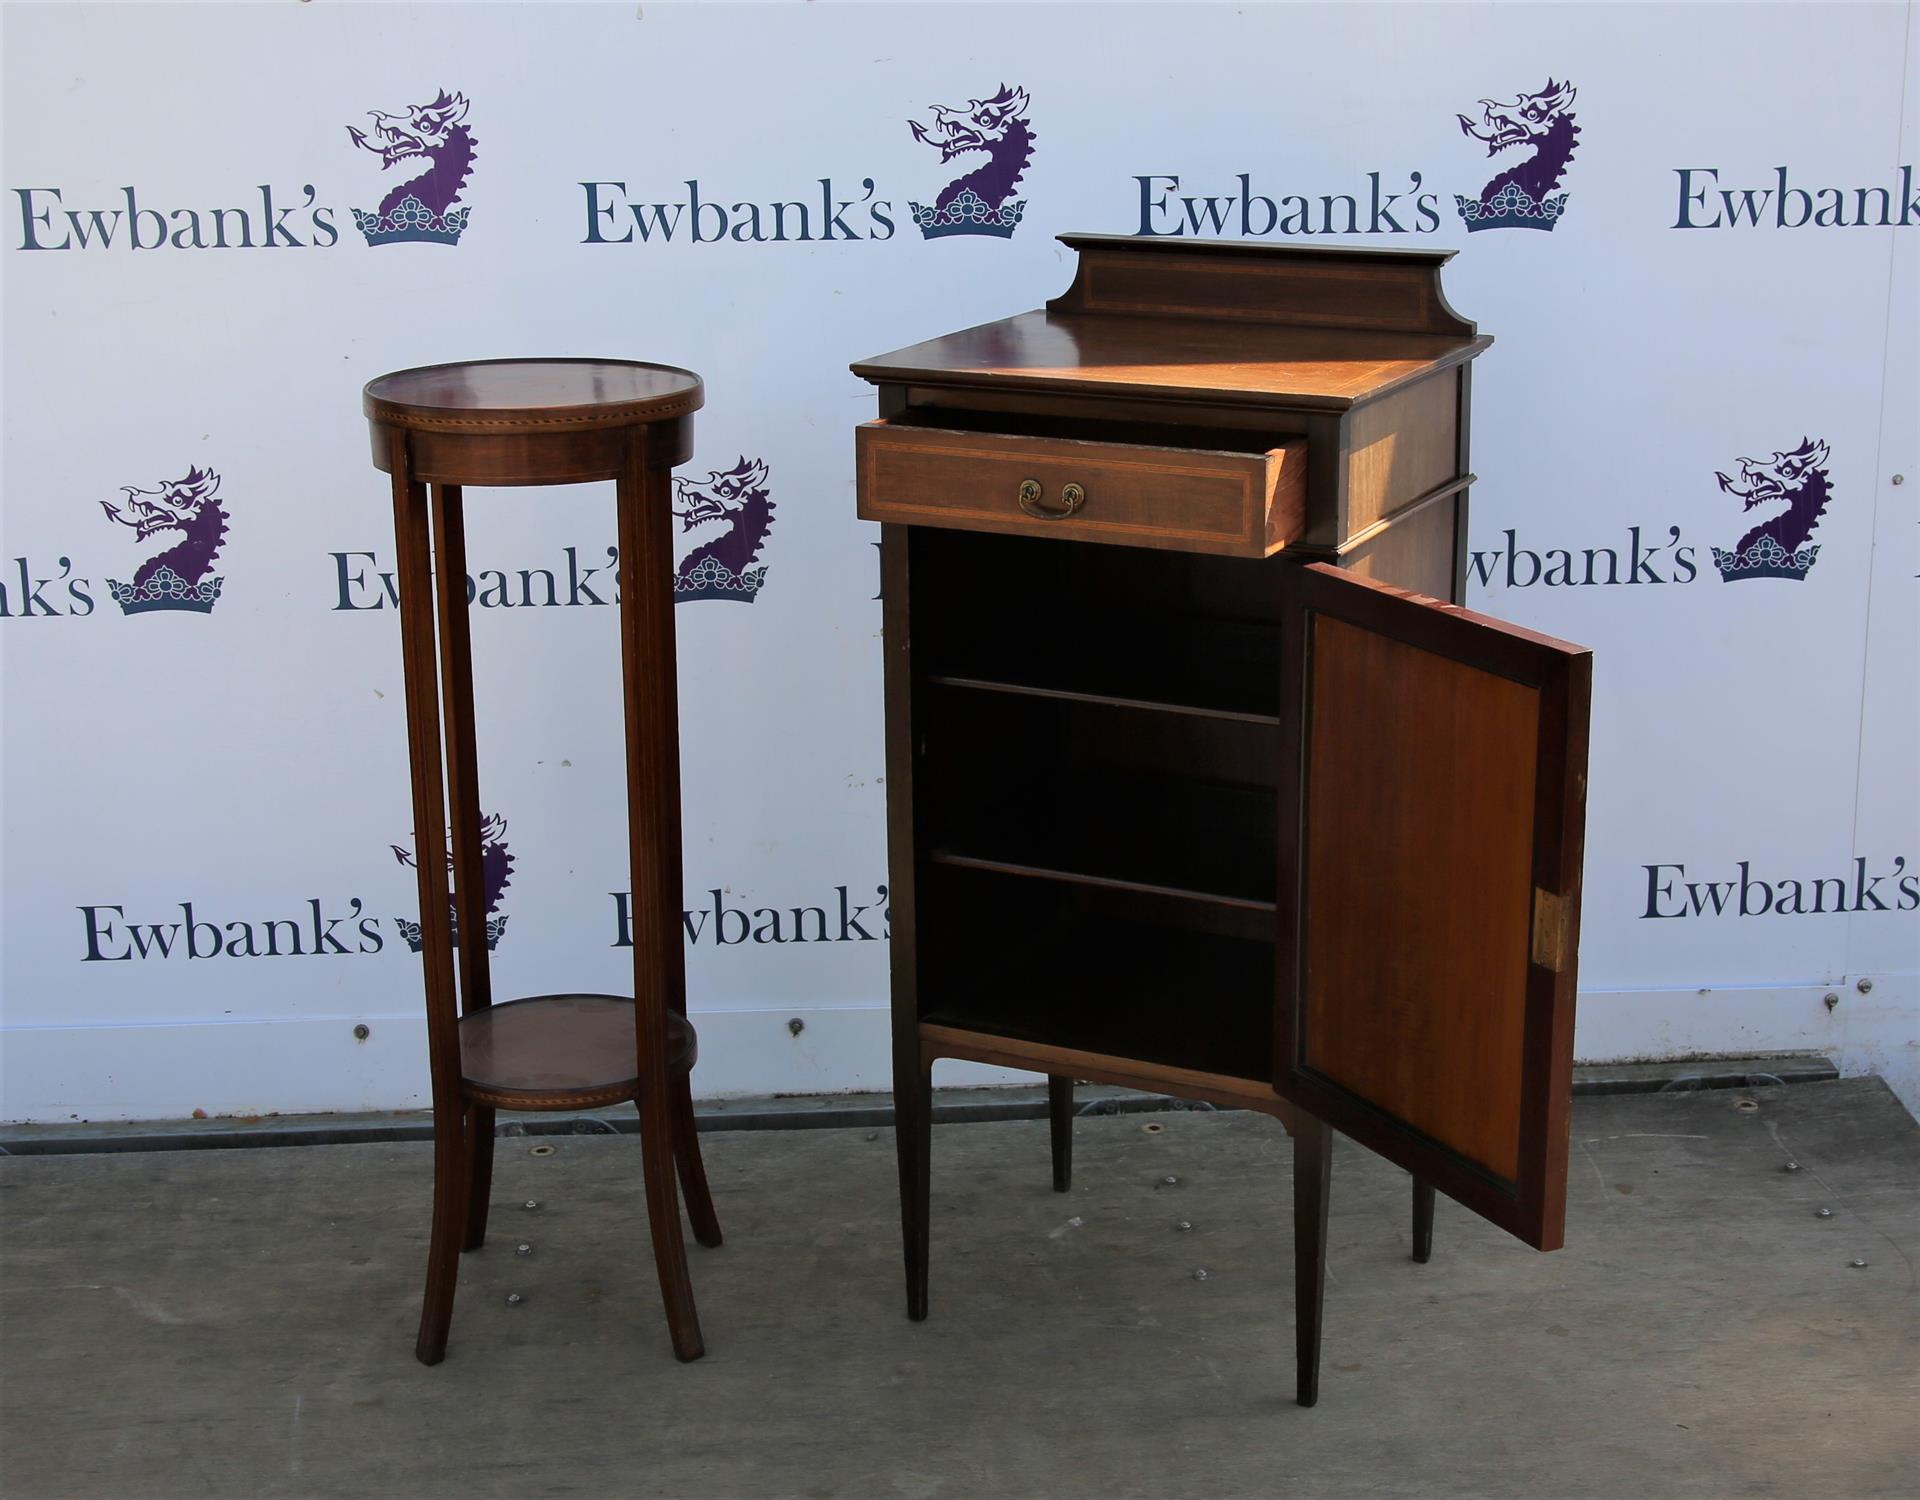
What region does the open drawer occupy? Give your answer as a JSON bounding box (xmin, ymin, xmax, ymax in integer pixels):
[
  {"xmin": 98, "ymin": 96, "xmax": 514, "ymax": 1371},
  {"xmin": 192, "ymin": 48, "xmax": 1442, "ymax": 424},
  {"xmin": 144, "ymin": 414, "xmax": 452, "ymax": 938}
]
[{"xmin": 856, "ymin": 414, "xmax": 1308, "ymax": 557}]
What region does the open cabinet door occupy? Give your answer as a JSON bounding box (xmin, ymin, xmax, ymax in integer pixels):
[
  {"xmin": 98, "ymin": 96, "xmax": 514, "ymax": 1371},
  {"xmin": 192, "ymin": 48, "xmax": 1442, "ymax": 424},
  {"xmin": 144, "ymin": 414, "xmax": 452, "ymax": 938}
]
[{"xmin": 1275, "ymin": 564, "xmax": 1591, "ymax": 1251}]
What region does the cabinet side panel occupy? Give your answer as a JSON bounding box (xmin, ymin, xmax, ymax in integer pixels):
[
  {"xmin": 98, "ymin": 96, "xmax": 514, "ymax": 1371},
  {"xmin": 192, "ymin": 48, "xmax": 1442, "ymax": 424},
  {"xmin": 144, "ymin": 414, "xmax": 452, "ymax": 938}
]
[
  {"xmin": 1301, "ymin": 616, "xmax": 1539, "ymax": 1182},
  {"xmin": 1337, "ymin": 494, "xmax": 1459, "ymax": 599},
  {"xmin": 1344, "ymin": 373, "xmax": 1459, "ymax": 539},
  {"xmin": 880, "ymin": 526, "xmax": 920, "ymax": 1028}
]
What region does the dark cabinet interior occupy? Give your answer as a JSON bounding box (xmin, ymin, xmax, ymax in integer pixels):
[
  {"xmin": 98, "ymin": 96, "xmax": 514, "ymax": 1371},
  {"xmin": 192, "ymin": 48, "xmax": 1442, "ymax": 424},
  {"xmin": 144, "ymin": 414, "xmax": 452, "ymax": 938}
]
[{"xmin": 909, "ymin": 524, "xmax": 1284, "ymax": 1082}]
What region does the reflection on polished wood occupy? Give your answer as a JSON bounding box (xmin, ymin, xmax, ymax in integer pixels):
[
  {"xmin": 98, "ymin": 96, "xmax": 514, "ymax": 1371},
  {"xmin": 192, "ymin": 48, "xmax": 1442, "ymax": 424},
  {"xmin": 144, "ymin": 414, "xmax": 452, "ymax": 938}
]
[{"xmin": 852, "ymin": 308, "xmax": 1486, "ymax": 411}]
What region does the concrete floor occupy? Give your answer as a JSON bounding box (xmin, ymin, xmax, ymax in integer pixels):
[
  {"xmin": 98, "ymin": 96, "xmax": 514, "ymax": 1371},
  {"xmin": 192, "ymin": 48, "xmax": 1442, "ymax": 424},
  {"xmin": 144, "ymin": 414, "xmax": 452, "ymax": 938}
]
[{"xmin": 2, "ymin": 1079, "xmax": 1915, "ymax": 1499}]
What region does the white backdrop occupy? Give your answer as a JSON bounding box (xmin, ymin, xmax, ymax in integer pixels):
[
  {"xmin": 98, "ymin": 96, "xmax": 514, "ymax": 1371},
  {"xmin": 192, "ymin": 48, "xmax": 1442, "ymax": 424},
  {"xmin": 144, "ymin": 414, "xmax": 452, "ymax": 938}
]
[{"xmin": 2, "ymin": 0, "xmax": 1915, "ymax": 1122}]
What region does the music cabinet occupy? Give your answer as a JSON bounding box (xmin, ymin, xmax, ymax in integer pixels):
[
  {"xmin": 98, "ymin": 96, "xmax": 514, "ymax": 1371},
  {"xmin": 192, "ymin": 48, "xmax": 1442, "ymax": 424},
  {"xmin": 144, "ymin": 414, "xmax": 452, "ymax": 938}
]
[{"xmin": 853, "ymin": 234, "xmax": 1592, "ymax": 1406}]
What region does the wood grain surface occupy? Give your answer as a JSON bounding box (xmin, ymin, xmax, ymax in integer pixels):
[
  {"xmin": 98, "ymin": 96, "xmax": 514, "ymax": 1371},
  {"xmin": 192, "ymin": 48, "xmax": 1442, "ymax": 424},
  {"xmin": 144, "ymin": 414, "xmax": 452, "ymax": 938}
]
[
  {"xmin": 858, "ymin": 419, "xmax": 1306, "ymax": 555},
  {"xmin": 1273, "ymin": 564, "xmax": 1591, "ymax": 1251},
  {"xmin": 854, "ymin": 309, "xmax": 1487, "ymax": 412},
  {"xmin": 1301, "ymin": 614, "xmax": 1541, "ymax": 1183}
]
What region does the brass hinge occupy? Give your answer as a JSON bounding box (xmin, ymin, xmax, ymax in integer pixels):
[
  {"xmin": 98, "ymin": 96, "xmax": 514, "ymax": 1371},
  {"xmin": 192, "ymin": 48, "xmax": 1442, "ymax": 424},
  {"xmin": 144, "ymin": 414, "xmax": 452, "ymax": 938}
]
[{"xmin": 1531, "ymin": 888, "xmax": 1571, "ymax": 973}]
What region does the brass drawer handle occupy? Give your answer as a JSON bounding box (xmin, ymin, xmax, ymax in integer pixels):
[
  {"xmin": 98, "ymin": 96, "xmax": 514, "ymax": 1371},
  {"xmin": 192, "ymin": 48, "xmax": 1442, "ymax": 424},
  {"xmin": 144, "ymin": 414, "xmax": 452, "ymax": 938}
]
[{"xmin": 1016, "ymin": 478, "xmax": 1087, "ymax": 520}]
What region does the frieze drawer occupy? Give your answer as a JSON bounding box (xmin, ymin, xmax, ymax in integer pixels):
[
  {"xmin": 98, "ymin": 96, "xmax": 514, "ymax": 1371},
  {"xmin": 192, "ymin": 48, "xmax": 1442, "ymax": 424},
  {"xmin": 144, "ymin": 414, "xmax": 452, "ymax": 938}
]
[{"xmin": 855, "ymin": 418, "xmax": 1308, "ymax": 557}]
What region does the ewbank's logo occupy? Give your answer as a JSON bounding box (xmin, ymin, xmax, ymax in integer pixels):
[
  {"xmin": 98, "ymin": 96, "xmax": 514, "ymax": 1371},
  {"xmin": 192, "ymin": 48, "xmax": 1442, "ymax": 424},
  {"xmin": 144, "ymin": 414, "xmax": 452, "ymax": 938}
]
[
  {"xmin": 331, "ymin": 451, "xmax": 776, "ymax": 611},
  {"xmin": 100, "ymin": 465, "xmax": 229, "ymax": 614},
  {"xmin": 673, "ymin": 457, "xmax": 775, "ymax": 603},
  {"xmin": 1455, "ymin": 78, "xmax": 1580, "ymax": 231},
  {"xmin": 1642, "ymin": 856, "xmax": 1915, "ymax": 919},
  {"xmin": 346, "ymin": 90, "xmax": 477, "ymax": 246},
  {"xmin": 391, "ymin": 812, "xmax": 515, "ymax": 952},
  {"xmin": 1466, "ymin": 436, "xmax": 1838, "ymax": 594},
  {"xmin": 908, "ymin": 84, "xmax": 1034, "ymax": 239},
  {"xmin": 1712, "ymin": 438, "xmax": 1832, "ymax": 581}
]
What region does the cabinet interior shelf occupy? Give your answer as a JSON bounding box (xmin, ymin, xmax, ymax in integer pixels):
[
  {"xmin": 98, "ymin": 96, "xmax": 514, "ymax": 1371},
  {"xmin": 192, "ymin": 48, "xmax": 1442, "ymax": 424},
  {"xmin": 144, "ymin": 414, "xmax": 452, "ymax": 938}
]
[
  {"xmin": 907, "ymin": 524, "xmax": 1288, "ymax": 725},
  {"xmin": 925, "ymin": 846, "xmax": 1279, "ymax": 914},
  {"xmin": 916, "ymin": 901, "xmax": 1276, "ymax": 1084},
  {"xmin": 918, "ymin": 760, "xmax": 1279, "ymax": 914},
  {"xmin": 919, "ymin": 672, "xmax": 1282, "ymax": 728}
]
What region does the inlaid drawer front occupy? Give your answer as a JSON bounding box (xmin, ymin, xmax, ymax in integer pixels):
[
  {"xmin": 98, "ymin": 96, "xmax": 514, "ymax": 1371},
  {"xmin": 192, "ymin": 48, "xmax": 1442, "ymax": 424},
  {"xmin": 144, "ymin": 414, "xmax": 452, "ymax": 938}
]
[{"xmin": 856, "ymin": 420, "xmax": 1307, "ymax": 557}]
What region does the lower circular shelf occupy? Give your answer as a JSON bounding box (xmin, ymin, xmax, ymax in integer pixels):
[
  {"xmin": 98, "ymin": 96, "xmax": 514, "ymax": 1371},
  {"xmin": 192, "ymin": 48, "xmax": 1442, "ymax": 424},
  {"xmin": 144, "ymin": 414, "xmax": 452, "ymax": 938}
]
[{"xmin": 458, "ymin": 993, "xmax": 696, "ymax": 1110}]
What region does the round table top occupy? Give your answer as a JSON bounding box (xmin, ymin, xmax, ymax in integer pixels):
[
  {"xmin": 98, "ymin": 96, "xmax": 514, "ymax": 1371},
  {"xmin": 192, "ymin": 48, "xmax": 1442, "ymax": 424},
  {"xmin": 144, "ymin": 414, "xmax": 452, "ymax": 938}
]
[{"xmin": 363, "ymin": 358, "xmax": 703, "ymax": 434}]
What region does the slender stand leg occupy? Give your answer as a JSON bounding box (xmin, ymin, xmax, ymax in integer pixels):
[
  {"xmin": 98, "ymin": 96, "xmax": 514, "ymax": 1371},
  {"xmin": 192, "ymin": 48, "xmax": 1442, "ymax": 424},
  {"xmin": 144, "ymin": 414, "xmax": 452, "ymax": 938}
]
[
  {"xmin": 1411, "ymin": 1177, "xmax": 1435, "ymax": 1265},
  {"xmin": 416, "ymin": 1109, "xmax": 471, "ymax": 1366},
  {"xmin": 427, "ymin": 482, "xmax": 496, "ymax": 1258},
  {"xmin": 643, "ymin": 509, "xmax": 722, "ymax": 1256},
  {"xmin": 897, "ymin": 1051, "xmax": 933, "ymax": 1321},
  {"xmin": 463, "ymin": 1106, "xmax": 495, "ymax": 1252},
  {"xmin": 428, "ymin": 484, "xmax": 491, "ymax": 1023},
  {"xmin": 388, "ymin": 436, "xmax": 467, "ymax": 1367},
  {"xmin": 1047, "ymin": 1076, "xmax": 1074, "ymax": 1193},
  {"xmin": 1293, "ymin": 1112, "xmax": 1333, "ymax": 1408},
  {"xmin": 668, "ymin": 1074, "xmax": 724, "ymax": 1248},
  {"xmin": 615, "ymin": 431, "xmax": 704, "ymax": 1363}
]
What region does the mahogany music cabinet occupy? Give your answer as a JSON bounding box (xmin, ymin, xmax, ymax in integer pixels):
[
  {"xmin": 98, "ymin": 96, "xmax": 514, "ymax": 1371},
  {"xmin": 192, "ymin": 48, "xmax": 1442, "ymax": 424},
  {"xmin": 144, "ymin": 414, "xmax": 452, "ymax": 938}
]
[{"xmin": 852, "ymin": 234, "xmax": 1592, "ymax": 1407}]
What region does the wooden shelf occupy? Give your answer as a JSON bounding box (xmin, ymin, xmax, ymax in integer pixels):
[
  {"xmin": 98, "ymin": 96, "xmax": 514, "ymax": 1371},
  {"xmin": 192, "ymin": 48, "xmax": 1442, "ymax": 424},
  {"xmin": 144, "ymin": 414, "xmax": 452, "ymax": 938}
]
[
  {"xmin": 915, "ymin": 613, "xmax": 1283, "ymax": 723},
  {"xmin": 926, "ymin": 847, "xmax": 1276, "ymax": 914},
  {"xmin": 920, "ymin": 1023, "xmax": 1292, "ymax": 1117},
  {"xmin": 917, "ymin": 906, "xmax": 1275, "ymax": 1083},
  {"xmin": 458, "ymin": 993, "xmax": 695, "ymax": 1109},
  {"xmin": 922, "ymin": 766, "xmax": 1278, "ymax": 911},
  {"xmin": 921, "ymin": 671, "xmax": 1280, "ymax": 728},
  {"xmin": 907, "ymin": 525, "xmax": 1287, "ymax": 723}
]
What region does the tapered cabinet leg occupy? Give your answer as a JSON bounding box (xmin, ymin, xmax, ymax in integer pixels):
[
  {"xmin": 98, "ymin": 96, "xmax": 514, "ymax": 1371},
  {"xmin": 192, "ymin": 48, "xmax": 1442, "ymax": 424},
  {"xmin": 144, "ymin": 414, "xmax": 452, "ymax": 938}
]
[
  {"xmin": 462, "ymin": 1105, "xmax": 495, "ymax": 1252},
  {"xmin": 897, "ymin": 1057, "xmax": 932, "ymax": 1321},
  {"xmin": 1047, "ymin": 1075, "xmax": 1073, "ymax": 1193},
  {"xmin": 1411, "ymin": 1176, "xmax": 1435, "ymax": 1264},
  {"xmin": 664, "ymin": 1074, "xmax": 723, "ymax": 1248},
  {"xmin": 1293, "ymin": 1112, "xmax": 1333, "ymax": 1408}
]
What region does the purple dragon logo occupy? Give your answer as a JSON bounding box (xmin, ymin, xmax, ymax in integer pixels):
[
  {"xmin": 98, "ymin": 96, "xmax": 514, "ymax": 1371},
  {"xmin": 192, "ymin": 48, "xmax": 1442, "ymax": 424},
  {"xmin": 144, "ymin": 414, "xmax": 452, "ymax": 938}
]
[
  {"xmin": 99, "ymin": 465, "xmax": 229, "ymax": 615},
  {"xmin": 1712, "ymin": 438, "xmax": 1832, "ymax": 581},
  {"xmin": 391, "ymin": 811, "xmax": 515, "ymax": 952},
  {"xmin": 907, "ymin": 84, "xmax": 1034, "ymax": 239},
  {"xmin": 346, "ymin": 90, "xmax": 477, "ymax": 246},
  {"xmin": 672, "ymin": 456, "xmax": 775, "ymax": 603},
  {"xmin": 1454, "ymin": 79, "xmax": 1579, "ymax": 231}
]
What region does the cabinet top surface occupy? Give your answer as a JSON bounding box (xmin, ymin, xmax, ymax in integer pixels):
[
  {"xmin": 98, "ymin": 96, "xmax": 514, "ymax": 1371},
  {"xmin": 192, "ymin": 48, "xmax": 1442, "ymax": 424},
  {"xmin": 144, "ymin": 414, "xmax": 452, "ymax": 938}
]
[{"xmin": 851, "ymin": 309, "xmax": 1489, "ymax": 412}]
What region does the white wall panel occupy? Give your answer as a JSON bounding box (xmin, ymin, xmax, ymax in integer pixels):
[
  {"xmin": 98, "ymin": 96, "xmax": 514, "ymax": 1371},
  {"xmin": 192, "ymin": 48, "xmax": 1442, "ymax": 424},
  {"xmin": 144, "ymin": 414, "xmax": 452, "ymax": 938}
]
[{"xmin": 2, "ymin": 1, "xmax": 1914, "ymax": 1120}]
